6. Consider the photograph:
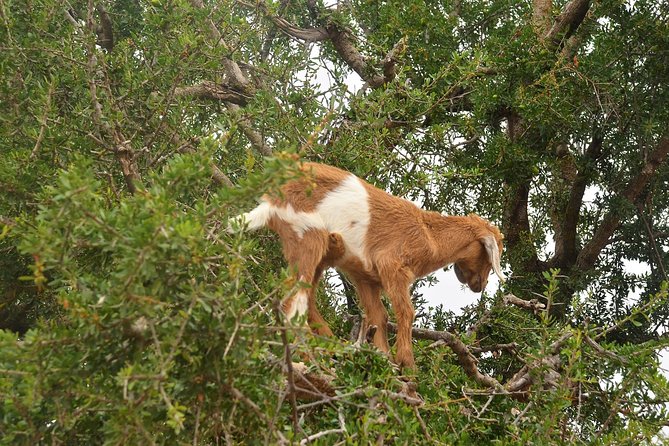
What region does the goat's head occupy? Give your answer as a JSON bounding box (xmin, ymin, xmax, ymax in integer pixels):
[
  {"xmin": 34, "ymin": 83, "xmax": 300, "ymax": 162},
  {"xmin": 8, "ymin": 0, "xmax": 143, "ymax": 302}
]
[{"xmin": 453, "ymin": 215, "xmax": 505, "ymax": 293}]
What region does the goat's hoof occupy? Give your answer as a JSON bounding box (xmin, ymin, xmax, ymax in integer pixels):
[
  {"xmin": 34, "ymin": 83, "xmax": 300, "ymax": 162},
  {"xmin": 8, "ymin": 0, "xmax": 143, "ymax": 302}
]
[{"xmin": 393, "ymin": 354, "xmax": 417, "ymax": 373}]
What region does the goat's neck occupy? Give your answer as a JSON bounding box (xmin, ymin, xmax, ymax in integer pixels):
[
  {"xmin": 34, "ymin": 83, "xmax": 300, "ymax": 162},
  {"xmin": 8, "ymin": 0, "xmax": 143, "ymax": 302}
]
[{"xmin": 420, "ymin": 212, "xmax": 475, "ymax": 271}]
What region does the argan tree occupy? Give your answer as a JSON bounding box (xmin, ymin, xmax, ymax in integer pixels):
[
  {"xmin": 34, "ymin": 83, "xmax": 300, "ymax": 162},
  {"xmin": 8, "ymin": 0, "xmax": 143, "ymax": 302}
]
[{"xmin": 1, "ymin": 0, "xmax": 668, "ymax": 443}]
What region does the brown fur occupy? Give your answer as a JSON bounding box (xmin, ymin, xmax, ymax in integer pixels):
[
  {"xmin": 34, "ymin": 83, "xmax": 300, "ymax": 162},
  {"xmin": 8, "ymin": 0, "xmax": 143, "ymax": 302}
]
[{"xmin": 260, "ymin": 162, "xmax": 504, "ymax": 369}]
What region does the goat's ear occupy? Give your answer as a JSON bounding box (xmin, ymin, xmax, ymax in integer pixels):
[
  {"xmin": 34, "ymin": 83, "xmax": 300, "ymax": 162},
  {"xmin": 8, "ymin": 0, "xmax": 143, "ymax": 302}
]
[
  {"xmin": 454, "ymin": 263, "xmax": 467, "ymax": 284},
  {"xmin": 481, "ymin": 236, "xmax": 506, "ymax": 282}
]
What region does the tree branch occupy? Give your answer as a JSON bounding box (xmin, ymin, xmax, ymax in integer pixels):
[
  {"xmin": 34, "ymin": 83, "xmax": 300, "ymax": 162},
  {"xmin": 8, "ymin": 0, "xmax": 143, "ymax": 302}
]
[
  {"xmin": 226, "ymin": 103, "xmax": 273, "ymax": 157},
  {"xmin": 270, "ymin": 16, "xmax": 330, "ymax": 42},
  {"xmin": 545, "ymin": 0, "xmax": 591, "ymax": 47},
  {"xmin": 188, "ymin": 0, "xmax": 271, "ymax": 157},
  {"xmin": 502, "ymin": 114, "xmax": 545, "ymax": 272},
  {"xmin": 505, "ymin": 332, "xmax": 571, "ymax": 394},
  {"xmin": 532, "ymin": 0, "xmax": 553, "ymax": 37},
  {"xmin": 86, "ymin": 0, "xmax": 140, "ymax": 194},
  {"xmin": 259, "ymin": 0, "xmax": 291, "ymax": 61},
  {"xmin": 95, "ymin": 3, "xmax": 114, "ymax": 51},
  {"xmin": 387, "ymin": 323, "xmax": 505, "ymax": 390},
  {"xmin": 173, "ymin": 81, "xmax": 251, "ymax": 105},
  {"xmin": 175, "ymin": 137, "xmax": 234, "ymax": 188},
  {"xmin": 552, "ymin": 134, "xmax": 604, "ymax": 267},
  {"xmin": 236, "ymin": 0, "xmax": 329, "ymax": 42},
  {"xmin": 503, "ymin": 294, "xmax": 547, "ymax": 313},
  {"xmin": 238, "ymin": 0, "xmax": 405, "ymax": 89},
  {"xmin": 577, "ymin": 137, "xmax": 669, "ymax": 270}
]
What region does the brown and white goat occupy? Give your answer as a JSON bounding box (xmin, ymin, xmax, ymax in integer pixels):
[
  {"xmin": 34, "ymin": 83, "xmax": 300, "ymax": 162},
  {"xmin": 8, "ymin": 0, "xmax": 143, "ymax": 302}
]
[{"xmin": 233, "ymin": 162, "xmax": 505, "ymax": 369}]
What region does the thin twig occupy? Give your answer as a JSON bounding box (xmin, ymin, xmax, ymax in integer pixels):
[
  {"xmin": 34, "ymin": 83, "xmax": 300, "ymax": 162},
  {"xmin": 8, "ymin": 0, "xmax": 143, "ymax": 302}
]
[
  {"xmin": 30, "ymin": 78, "xmax": 55, "ymax": 160},
  {"xmin": 274, "ymin": 301, "xmax": 300, "ymax": 433}
]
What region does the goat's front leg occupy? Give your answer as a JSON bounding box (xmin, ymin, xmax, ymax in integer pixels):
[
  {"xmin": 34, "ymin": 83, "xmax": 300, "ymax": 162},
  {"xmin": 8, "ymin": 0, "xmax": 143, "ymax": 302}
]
[
  {"xmin": 278, "ymin": 228, "xmax": 331, "ymax": 329},
  {"xmin": 305, "ymin": 232, "xmax": 346, "ymax": 336},
  {"xmin": 378, "ymin": 262, "xmax": 416, "ymax": 369},
  {"xmin": 353, "ymin": 280, "xmax": 389, "ymax": 353}
]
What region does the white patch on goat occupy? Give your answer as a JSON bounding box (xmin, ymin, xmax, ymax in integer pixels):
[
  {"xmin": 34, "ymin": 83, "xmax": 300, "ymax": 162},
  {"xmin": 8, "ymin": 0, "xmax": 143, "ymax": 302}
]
[
  {"xmin": 232, "ymin": 174, "xmax": 370, "ymax": 267},
  {"xmin": 316, "ymin": 174, "xmax": 370, "ymax": 269},
  {"xmin": 228, "ymin": 201, "xmax": 274, "ymax": 232},
  {"xmin": 230, "ymin": 201, "xmax": 326, "ymax": 237},
  {"xmin": 272, "ymin": 203, "xmax": 326, "ymax": 237},
  {"xmin": 285, "ymin": 288, "xmax": 309, "ymax": 320}
]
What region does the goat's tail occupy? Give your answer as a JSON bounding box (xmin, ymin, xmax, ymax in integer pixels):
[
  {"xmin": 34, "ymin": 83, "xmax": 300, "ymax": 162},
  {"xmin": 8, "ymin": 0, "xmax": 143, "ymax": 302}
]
[{"xmin": 227, "ymin": 201, "xmax": 274, "ymax": 232}]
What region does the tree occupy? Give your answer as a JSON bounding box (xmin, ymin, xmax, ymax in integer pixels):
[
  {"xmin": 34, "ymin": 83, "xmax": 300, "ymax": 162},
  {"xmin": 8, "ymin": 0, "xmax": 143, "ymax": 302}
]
[{"xmin": 1, "ymin": 0, "xmax": 668, "ymax": 443}]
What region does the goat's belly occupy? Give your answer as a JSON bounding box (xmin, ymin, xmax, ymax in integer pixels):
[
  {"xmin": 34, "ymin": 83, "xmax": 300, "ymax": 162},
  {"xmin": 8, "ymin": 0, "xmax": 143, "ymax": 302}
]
[{"xmin": 335, "ymin": 254, "xmax": 378, "ymax": 279}]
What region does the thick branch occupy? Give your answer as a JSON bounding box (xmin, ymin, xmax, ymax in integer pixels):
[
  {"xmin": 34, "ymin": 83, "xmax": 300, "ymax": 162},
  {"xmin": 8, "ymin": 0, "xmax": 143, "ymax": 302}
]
[
  {"xmin": 173, "ymin": 81, "xmax": 250, "ymax": 105},
  {"xmin": 239, "ymin": 0, "xmax": 403, "ymax": 89},
  {"xmin": 503, "ymin": 294, "xmax": 547, "ymax": 313},
  {"xmin": 95, "ymin": 4, "xmax": 114, "ymax": 51},
  {"xmin": 236, "ymin": 0, "xmax": 329, "ymax": 42},
  {"xmin": 502, "ymin": 114, "xmax": 544, "ymax": 272},
  {"xmin": 387, "ymin": 323, "xmax": 504, "ymax": 390},
  {"xmin": 532, "ymin": 0, "xmax": 553, "ymax": 37},
  {"xmin": 577, "ymin": 137, "xmax": 669, "ymax": 270},
  {"xmin": 505, "ymin": 332, "xmax": 571, "ymax": 393},
  {"xmin": 545, "ymin": 0, "xmax": 591, "ymax": 46},
  {"xmin": 326, "ymin": 26, "xmax": 386, "ymax": 88},
  {"xmin": 503, "ymin": 181, "xmax": 531, "ymax": 251},
  {"xmin": 552, "ymin": 135, "xmax": 603, "ymax": 266},
  {"xmin": 271, "ymin": 16, "xmax": 330, "ymax": 42}
]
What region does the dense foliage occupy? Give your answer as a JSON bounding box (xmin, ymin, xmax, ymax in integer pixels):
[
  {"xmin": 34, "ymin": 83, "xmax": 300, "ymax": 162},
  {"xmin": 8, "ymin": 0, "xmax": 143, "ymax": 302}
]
[{"xmin": 1, "ymin": 0, "xmax": 668, "ymax": 443}]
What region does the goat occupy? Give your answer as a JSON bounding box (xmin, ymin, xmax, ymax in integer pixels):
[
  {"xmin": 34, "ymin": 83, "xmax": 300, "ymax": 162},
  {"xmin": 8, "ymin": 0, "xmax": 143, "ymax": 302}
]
[{"xmin": 233, "ymin": 162, "xmax": 505, "ymax": 369}]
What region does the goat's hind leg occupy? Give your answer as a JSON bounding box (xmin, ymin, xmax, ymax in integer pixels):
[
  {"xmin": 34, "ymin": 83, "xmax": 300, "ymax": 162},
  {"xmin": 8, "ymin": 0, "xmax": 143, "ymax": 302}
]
[
  {"xmin": 279, "ymin": 228, "xmax": 334, "ymax": 335},
  {"xmin": 306, "ymin": 232, "xmax": 345, "ymax": 336}
]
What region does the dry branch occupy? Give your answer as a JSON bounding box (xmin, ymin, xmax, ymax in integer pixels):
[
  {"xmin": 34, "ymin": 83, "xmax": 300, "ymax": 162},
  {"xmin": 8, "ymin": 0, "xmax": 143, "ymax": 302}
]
[
  {"xmin": 95, "ymin": 3, "xmax": 114, "ymax": 51},
  {"xmin": 503, "ymin": 294, "xmax": 547, "ymax": 313},
  {"xmin": 290, "ymin": 362, "xmax": 336, "ymax": 400},
  {"xmin": 504, "ymin": 332, "xmax": 571, "ymax": 394},
  {"xmin": 173, "ymin": 81, "xmax": 251, "ymax": 106},
  {"xmin": 387, "ymin": 322, "xmax": 504, "ymax": 391},
  {"xmin": 545, "ymin": 0, "xmax": 591, "ymax": 46}
]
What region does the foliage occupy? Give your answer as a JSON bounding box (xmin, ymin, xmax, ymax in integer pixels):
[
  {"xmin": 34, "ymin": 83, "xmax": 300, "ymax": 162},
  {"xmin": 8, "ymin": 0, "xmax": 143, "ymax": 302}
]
[{"xmin": 1, "ymin": 0, "xmax": 669, "ymax": 444}]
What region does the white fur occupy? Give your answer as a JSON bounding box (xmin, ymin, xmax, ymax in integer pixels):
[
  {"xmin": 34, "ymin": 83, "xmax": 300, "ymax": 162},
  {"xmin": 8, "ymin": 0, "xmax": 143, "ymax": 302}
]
[
  {"xmin": 271, "ymin": 203, "xmax": 326, "ymax": 237},
  {"xmin": 228, "ymin": 201, "xmax": 273, "ymax": 232},
  {"xmin": 230, "ymin": 200, "xmax": 325, "ymax": 236},
  {"xmin": 482, "ymin": 235, "xmax": 506, "ymax": 282},
  {"xmin": 316, "ymin": 174, "xmax": 370, "ymax": 269},
  {"xmin": 230, "ymin": 174, "xmax": 371, "ymax": 269},
  {"xmin": 285, "ymin": 289, "xmax": 309, "ymax": 320}
]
